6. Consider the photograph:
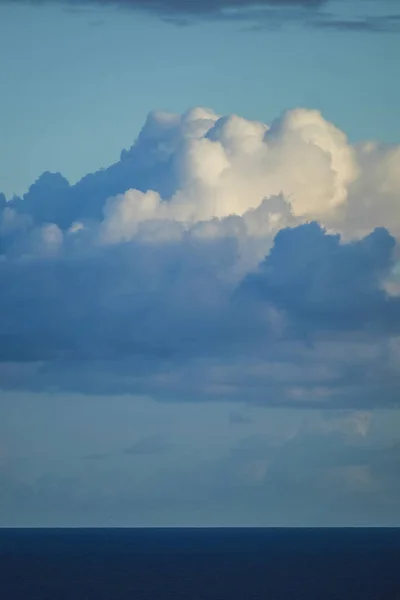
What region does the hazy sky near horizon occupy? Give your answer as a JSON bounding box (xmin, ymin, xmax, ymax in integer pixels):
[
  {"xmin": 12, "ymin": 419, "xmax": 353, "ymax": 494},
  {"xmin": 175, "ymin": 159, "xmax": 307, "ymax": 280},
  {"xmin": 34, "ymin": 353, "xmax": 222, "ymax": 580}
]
[{"xmin": 1, "ymin": 0, "xmax": 400, "ymax": 527}]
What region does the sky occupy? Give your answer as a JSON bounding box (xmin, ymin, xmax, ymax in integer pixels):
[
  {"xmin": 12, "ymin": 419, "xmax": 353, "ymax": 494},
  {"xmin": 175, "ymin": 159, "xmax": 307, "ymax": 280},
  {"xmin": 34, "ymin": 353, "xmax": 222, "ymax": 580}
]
[{"xmin": 1, "ymin": 0, "xmax": 400, "ymax": 527}]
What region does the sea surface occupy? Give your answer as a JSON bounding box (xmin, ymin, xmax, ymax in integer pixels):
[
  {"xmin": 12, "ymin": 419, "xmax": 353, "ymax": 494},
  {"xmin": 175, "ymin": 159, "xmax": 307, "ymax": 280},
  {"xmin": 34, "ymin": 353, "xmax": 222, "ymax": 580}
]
[{"xmin": 0, "ymin": 528, "xmax": 399, "ymax": 599}]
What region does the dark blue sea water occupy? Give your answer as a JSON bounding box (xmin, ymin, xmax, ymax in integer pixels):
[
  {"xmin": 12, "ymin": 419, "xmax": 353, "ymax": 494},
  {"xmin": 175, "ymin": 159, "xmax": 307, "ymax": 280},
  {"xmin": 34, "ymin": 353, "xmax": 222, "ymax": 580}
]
[{"xmin": 0, "ymin": 528, "xmax": 399, "ymax": 599}]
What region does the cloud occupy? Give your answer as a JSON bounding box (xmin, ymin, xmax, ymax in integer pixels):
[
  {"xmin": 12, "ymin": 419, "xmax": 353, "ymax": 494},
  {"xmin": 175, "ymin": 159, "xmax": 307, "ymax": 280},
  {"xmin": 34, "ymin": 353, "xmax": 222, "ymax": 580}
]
[
  {"xmin": 238, "ymin": 223, "xmax": 400, "ymax": 333},
  {"xmin": 320, "ymin": 409, "xmax": 372, "ymax": 437},
  {"xmin": 313, "ymin": 14, "xmax": 400, "ymax": 33},
  {"xmin": 0, "ymin": 0, "xmax": 327, "ymax": 18},
  {"xmin": 1, "ymin": 106, "xmax": 400, "ymax": 408},
  {"xmin": 225, "ymin": 410, "xmax": 379, "ymax": 489},
  {"xmin": 1, "ymin": 393, "xmax": 399, "ymax": 526},
  {"xmin": 2, "ymin": 0, "xmax": 399, "ymax": 33},
  {"xmin": 187, "ymin": 410, "xmax": 400, "ymax": 523}
]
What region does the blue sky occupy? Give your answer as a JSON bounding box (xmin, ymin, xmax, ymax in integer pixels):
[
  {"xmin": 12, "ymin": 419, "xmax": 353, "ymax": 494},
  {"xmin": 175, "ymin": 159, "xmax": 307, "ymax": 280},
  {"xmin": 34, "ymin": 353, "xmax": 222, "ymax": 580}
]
[
  {"xmin": 1, "ymin": 0, "xmax": 400, "ymax": 527},
  {"xmin": 0, "ymin": 1, "xmax": 399, "ymax": 197}
]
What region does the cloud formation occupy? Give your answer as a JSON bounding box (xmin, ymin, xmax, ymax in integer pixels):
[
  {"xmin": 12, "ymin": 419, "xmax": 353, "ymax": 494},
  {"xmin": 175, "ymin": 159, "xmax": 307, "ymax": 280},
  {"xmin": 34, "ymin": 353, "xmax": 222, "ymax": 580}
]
[
  {"xmin": 239, "ymin": 223, "xmax": 399, "ymax": 332},
  {"xmin": 1, "ymin": 0, "xmax": 399, "ymax": 32},
  {"xmin": 314, "ymin": 13, "xmax": 400, "ymax": 33},
  {"xmin": 1, "ymin": 105, "xmax": 400, "ymax": 407},
  {"xmin": 3, "ymin": 393, "xmax": 399, "ymax": 527}
]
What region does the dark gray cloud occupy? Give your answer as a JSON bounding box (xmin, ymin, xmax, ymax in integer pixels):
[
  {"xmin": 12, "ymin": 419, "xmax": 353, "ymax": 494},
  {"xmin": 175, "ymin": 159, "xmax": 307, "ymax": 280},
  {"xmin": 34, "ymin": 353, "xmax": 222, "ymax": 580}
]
[
  {"xmin": 1, "ymin": 0, "xmax": 399, "ymax": 32},
  {"xmin": 0, "ymin": 0, "xmax": 327, "ymax": 15},
  {"xmin": 313, "ymin": 13, "xmax": 400, "ymax": 33},
  {"xmin": 238, "ymin": 223, "xmax": 400, "ymax": 333},
  {"xmin": 96, "ymin": 0, "xmax": 324, "ymax": 12},
  {"xmin": 0, "ymin": 221, "xmax": 399, "ymax": 407}
]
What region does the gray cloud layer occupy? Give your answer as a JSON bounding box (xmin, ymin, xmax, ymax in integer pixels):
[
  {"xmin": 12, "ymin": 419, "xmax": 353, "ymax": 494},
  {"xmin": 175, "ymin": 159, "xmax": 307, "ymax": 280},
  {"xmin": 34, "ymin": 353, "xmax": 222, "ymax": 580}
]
[
  {"xmin": 2, "ymin": 402, "xmax": 400, "ymax": 526},
  {"xmin": 1, "ymin": 0, "xmax": 399, "ymax": 32}
]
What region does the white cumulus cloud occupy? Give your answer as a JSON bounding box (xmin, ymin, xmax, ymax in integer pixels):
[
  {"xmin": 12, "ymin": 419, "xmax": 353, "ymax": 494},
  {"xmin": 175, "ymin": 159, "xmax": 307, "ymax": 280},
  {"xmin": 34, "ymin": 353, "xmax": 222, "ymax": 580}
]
[{"xmin": 0, "ymin": 105, "xmax": 400, "ymax": 408}]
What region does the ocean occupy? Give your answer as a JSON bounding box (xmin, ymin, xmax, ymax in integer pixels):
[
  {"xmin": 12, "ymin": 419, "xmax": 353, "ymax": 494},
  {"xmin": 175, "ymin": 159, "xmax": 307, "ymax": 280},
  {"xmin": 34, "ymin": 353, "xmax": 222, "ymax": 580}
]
[{"xmin": 0, "ymin": 528, "xmax": 399, "ymax": 599}]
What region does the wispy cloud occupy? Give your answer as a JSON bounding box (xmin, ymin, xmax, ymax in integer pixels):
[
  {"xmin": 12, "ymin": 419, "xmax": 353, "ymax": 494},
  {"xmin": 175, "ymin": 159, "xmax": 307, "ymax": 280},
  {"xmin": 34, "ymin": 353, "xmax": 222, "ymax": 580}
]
[
  {"xmin": 1, "ymin": 0, "xmax": 399, "ymax": 32},
  {"xmin": 313, "ymin": 13, "xmax": 400, "ymax": 33}
]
